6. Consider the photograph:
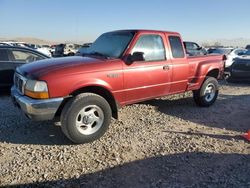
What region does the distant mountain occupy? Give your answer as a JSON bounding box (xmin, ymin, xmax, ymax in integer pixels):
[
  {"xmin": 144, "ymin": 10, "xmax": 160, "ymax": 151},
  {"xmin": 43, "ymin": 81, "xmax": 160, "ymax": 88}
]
[
  {"xmin": 199, "ymin": 38, "xmax": 250, "ymax": 48},
  {"xmin": 0, "ymin": 37, "xmax": 90, "ymax": 45},
  {"xmin": 0, "ymin": 37, "xmax": 58, "ymax": 45}
]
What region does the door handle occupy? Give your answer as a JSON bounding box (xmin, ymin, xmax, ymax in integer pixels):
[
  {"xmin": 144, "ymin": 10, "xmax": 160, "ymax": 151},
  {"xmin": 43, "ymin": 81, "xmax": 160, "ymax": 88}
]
[{"xmin": 163, "ymin": 65, "xmax": 170, "ymax": 70}]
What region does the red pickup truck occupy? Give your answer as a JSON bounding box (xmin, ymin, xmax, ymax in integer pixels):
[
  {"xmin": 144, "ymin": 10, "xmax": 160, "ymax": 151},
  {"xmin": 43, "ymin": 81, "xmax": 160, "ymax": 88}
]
[{"xmin": 11, "ymin": 30, "xmax": 224, "ymax": 144}]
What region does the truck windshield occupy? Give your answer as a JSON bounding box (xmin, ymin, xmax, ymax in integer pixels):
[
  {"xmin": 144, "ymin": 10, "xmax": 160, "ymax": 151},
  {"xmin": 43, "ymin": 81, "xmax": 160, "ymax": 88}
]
[{"xmin": 84, "ymin": 31, "xmax": 135, "ymax": 59}]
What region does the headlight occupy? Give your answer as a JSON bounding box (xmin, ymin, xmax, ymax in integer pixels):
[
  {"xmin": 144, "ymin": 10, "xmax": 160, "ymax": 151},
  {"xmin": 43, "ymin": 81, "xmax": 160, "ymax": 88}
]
[{"xmin": 24, "ymin": 80, "xmax": 49, "ymax": 99}]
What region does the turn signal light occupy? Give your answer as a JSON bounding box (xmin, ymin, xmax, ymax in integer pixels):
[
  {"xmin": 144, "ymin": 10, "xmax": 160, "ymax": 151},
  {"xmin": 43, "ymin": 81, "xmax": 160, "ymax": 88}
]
[{"xmin": 25, "ymin": 89, "xmax": 49, "ymax": 99}]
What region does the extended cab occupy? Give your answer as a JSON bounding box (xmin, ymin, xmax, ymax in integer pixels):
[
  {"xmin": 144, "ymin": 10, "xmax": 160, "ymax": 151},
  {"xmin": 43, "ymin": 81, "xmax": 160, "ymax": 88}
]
[{"xmin": 11, "ymin": 30, "xmax": 224, "ymax": 144}]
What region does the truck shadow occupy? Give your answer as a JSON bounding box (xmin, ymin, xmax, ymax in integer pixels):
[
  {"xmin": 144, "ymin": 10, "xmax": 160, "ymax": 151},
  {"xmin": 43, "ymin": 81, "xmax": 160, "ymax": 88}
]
[
  {"xmin": 165, "ymin": 130, "xmax": 242, "ymax": 141},
  {"xmin": 0, "ymin": 96, "xmax": 72, "ymax": 145},
  {"xmin": 0, "ymin": 120, "xmax": 72, "ymax": 145},
  {"xmin": 9, "ymin": 152, "xmax": 250, "ymax": 187},
  {"xmin": 143, "ymin": 93, "xmax": 250, "ymax": 133}
]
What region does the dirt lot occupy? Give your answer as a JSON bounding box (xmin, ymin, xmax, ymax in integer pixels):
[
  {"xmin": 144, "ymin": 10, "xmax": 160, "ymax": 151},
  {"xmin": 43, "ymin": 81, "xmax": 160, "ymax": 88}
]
[{"xmin": 0, "ymin": 81, "xmax": 249, "ymax": 188}]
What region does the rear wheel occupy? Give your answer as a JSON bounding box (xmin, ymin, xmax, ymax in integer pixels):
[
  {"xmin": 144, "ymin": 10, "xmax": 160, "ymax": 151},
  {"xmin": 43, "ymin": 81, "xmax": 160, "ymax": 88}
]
[
  {"xmin": 61, "ymin": 93, "xmax": 112, "ymax": 144},
  {"xmin": 193, "ymin": 77, "xmax": 219, "ymax": 107}
]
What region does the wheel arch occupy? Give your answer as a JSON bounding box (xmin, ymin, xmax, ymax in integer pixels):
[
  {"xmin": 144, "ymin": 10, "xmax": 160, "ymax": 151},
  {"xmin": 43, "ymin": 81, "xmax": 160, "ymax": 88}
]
[
  {"xmin": 56, "ymin": 85, "xmax": 119, "ymax": 119},
  {"xmin": 196, "ymin": 68, "xmax": 220, "ymax": 90},
  {"xmin": 206, "ymin": 68, "xmax": 220, "ymax": 79}
]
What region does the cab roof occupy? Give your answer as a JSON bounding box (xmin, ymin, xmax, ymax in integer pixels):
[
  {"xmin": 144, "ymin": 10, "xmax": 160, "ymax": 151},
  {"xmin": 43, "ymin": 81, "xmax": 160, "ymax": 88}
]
[{"xmin": 108, "ymin": 29, "xmax": 180, "ymax": 36}]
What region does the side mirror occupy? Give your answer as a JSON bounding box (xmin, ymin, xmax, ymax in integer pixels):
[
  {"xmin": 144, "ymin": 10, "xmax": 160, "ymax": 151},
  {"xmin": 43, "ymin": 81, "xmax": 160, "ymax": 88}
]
[
  {"xmin": 127, "ymin": 52, "xmax": 145, "ymax": 64},
  {"xmin": 197, "ymin": 46, "xmax": 202, "ymax": 50}
]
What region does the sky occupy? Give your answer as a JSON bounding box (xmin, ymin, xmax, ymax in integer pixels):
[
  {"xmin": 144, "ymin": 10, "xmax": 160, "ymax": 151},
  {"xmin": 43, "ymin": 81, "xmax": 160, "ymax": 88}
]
[{"xmin": 0, "ymin": 0, "xmax": 250, "ymax": 43}]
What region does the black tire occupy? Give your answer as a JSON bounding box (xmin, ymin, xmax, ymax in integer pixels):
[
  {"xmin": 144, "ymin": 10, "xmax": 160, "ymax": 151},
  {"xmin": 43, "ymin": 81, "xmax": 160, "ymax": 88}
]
[
  {"xmin": 68, "ymin": 52, "xmax": 75, "ymax": 56},
  {"xmin": 226, "ymin": 76, "xmax": 233, "ymax": 83},
  {"xmin": 226, "ymin": 76, "xmax": 239, "ymax": 83},
  {"xmin": 61, "ymin": 93, "xmax": 112, "ymax": 144},
  {"xmin": 193, "ymin": 77, "xmax": 219, "ymax": 107}
]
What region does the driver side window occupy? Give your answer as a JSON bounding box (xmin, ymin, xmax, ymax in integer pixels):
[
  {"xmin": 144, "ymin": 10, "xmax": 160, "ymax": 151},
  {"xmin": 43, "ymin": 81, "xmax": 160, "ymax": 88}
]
[
  {"xmin": 131, "ymin": 35, "xmax": 166, "ymax": 62},
  {"xmin": 11, "ymin": 50, "xmax": 43, "ymax": 63}
]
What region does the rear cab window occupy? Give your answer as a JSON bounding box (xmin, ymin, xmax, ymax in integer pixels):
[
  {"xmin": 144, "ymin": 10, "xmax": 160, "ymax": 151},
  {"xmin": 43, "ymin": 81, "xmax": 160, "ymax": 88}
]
[{"xmin": 169, "ymin": 36, "xmax": 185, "ymax": 58}]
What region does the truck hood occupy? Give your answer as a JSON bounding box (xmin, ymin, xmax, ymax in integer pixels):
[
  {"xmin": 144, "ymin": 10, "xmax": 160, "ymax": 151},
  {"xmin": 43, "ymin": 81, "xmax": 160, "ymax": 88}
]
[{"xmin": 17, "ymin": 56, "xmax": 111, "ymax": 79}]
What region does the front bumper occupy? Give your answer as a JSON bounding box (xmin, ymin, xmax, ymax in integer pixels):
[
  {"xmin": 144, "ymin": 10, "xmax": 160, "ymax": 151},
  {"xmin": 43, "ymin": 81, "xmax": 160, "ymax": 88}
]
[{"xmin": 11, "ymin": 87, "xmax": 64, "ymax": 121}]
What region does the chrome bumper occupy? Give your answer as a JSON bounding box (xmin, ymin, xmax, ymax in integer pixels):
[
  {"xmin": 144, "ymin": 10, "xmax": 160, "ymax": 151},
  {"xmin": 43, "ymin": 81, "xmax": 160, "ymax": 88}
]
[{"xmin": 11, "ymin": 87, "xmax": 64, "ymax": 121}]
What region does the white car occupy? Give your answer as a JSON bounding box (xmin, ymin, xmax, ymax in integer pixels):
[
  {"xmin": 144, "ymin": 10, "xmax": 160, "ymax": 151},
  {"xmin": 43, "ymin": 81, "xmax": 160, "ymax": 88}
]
[
  {"xmin": 24, "ymin": 43, "xmax": 52, "ymax": 57},
  {"xmin": 53, "ymin": 43, "xmax": 79, "ymax": 57},
  {"xmin": 75, "ymin": 43, "xmax": 92, "ymax": 56},
  {"xmin": 225, "ymin": 48, "xmax": 247, "ymax": 67},
  {"xmin": 36, "ymin": 47, "xmax": 52, "ymax": 57},
  {"xmin": 0, "ymin": 41, "xmax": 26, "ymax": 47}
]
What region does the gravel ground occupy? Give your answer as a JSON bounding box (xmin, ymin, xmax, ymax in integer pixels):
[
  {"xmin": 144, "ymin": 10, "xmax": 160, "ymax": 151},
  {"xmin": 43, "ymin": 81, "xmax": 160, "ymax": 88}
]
[{"xmin": 0, "ymin": 81, "xmax": 250, "ymax": 188}]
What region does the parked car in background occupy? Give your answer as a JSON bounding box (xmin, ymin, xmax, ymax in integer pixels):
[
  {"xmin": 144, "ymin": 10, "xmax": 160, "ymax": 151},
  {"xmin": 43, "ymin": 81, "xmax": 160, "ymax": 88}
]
[
  {"xmin": 0, "ymin": 42, "xmax": 52, "ymax": 57},
  {"xmin": 0, "ymin": 41, "xmax": 26, "ymax": 47},
  {"xmin": 225, "ymin": 48, "xmax": 247, "ymax": 68},
  {"xmin": 49, "ymin": 45, "xmax": 56, "ymax": 56},
  {"xmin": 230, "ymin": 49, "xmax": 250, "ymax": 81},
  {"xmin": 53, "ymin": 44, "xmax": 65, "ymax": 57},
  {"xmin": 64, "ymin": 43, "xmax": 78, "ymax": 56},
  {"xmin": 0, "ymin": 45, "xmax": 49, "ymax": 87},
  {"xmin": 75, "ymin": 43, "xmax": 92, "ymax": 56},
  {"xmin": 207, "ymin": 47, "xmax": 234, "ymax": 55},
  {"xmin": 53, "ymin": 43, "xmax": 79, "ymax": 57},
  {"xmin": 11, "ymin": 42, "xmax": 27, "ymax": 47},
  {"xmin": 26, "ymin": 44, "xmax": 52, "ymax": 57},
  {"xmin": 0, "ymin": 42, "xmax": 11, "ymax": 46},
  {"xmin": 183, "ymin": 41, "xmax": 207, "ymax": 56}
]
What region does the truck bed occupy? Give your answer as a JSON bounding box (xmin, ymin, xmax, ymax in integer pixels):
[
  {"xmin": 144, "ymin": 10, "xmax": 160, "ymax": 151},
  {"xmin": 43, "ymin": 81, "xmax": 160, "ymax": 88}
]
[{"xmin": 187, "ymin": 54, "xmax": 224, "ymax": 90}]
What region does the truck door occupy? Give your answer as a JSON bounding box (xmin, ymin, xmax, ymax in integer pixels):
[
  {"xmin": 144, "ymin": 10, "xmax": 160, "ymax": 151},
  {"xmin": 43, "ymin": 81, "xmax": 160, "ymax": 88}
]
[
  {"xmin": 123, "ymin": 34, "xmax": 171, "ymax": 104},
  {"xmin": 167, "ymin": 35, "xmax": 189, "ymax": 94}
]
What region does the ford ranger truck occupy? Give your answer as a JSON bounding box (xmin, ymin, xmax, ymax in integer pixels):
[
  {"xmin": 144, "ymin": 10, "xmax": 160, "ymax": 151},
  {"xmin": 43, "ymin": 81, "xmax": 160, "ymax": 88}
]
[{"xmin": 11, "ymin": 30, "xmax": 224, "ymax": 144}]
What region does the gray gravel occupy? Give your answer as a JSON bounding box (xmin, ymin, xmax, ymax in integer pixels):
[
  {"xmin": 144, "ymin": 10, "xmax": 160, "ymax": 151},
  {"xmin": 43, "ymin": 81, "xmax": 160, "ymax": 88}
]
[{"xmin": 0, "ymin": 82, "xmax": 250, "ymax": 188}]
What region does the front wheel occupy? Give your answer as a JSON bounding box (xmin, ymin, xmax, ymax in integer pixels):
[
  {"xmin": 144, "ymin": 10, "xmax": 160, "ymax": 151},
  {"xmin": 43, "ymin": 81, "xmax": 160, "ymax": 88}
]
[
  {"xmin": 61, "ymin": 93, "xmax": 112, "ymax": 144},
  {"xmin": 193, "ymin": 77, "xmax": 219, "ymax": 107}
]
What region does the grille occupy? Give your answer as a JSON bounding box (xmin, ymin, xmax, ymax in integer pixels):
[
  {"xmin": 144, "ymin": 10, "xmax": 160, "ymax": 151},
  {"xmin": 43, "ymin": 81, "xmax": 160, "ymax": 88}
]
[{"xmin": 14, "ymin": 73, "xmax": 27, "ymax": 94}]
